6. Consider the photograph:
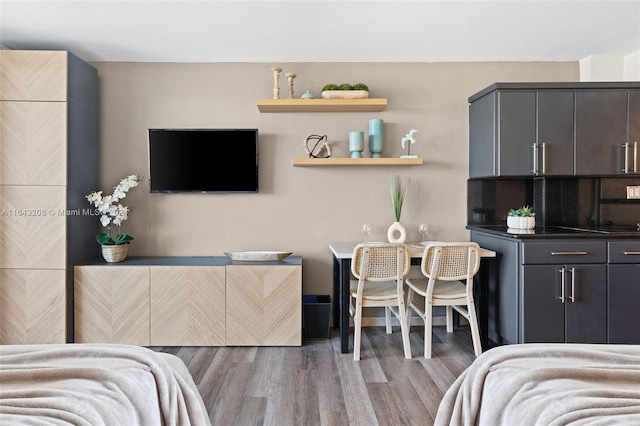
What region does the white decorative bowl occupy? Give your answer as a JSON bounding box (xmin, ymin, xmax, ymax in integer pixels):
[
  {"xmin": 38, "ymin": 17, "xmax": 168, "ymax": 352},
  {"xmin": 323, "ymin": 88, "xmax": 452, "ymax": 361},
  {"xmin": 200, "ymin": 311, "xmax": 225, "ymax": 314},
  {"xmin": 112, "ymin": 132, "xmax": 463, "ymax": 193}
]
[
  {"xmin": 507, "ymin": 216, "xmax": 535, "ymax": 230},
  {"xmin": 224, "ymin": 251, "xmax": 293, "ymax": 261}
]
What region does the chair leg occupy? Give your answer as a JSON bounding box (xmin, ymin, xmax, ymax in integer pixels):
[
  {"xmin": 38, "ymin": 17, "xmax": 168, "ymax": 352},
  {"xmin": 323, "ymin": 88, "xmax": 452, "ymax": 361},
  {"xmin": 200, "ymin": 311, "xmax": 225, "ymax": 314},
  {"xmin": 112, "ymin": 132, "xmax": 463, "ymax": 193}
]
[
  {"xmin": 385, "ymin": 307, "xmax": 392, "ymax": 334},
  {"xmin": 424, "ymin": 301, "xmax": 433, "ymax": 359},
  {"xmin": 467, "ymin": 301, "xmax": 483, "ymax": 357},
  {"xmin": 405, "ymin": 288, "xmax": 413, "ymax": 334},
  {"xmin": 445, "ymin": 306, "xmax": 454, "ymax": 333},
  {"xmin": 353, "ymin": 300, "xmax": 363, "ymax": 361},
  {"xmin": 398, "ymin": 298, "xmax": 412, "ymax": 359}
]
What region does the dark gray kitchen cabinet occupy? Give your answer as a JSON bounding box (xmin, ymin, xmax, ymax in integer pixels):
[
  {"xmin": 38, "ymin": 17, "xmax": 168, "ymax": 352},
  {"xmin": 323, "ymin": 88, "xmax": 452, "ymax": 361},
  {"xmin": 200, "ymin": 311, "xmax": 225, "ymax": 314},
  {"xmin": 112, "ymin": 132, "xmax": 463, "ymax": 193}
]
[
  {"xmin": 521, "ymin": 241, "xmax": 607, "ymax": 344},
  {"xmin": 608, "ymin": 241, "xmax": 640, "ymax": 344},
  {"xmin": 469, "ymin": 83, "xmax": 640, "ymax": 178},
  {"xmin": 468, "ymin": 89, "xmax": 573, "ymax": 178},
  {"xmin": 522, "ymin": 264, "xmax": 607, "ymax": 343},
  {"xmin": 574, "ymin": 90, "xmax": 629, "ymax": 175},
  {"xmin": 468, "ymin": 230, "xmax": 628, "ymax": 345}
]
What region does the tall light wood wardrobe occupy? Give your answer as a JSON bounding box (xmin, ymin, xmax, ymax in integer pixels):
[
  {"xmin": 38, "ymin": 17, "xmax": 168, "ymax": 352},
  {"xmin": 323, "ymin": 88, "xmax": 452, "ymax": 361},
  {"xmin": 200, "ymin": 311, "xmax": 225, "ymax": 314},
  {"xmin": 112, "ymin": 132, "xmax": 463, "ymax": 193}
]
[{"xmin": 0, "ymin": 50, "xmax": 99, "ymax": 343}]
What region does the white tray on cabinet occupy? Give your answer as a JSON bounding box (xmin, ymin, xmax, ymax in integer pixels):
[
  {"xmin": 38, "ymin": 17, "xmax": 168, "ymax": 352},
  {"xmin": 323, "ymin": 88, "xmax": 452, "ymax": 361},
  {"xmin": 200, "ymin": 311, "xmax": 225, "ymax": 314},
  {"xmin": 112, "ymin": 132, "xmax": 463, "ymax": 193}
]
[{"xmin": 224, "ymin": 251, "xmax": 293, "ymax": 261}]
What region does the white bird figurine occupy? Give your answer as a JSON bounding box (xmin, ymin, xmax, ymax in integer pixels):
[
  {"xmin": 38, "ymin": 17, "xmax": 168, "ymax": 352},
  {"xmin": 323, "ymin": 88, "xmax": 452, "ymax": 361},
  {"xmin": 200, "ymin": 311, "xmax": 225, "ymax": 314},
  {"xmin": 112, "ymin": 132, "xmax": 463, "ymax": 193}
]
[{"xmin": 401, "ymin": 129, "xmax": 418, "ymax": 157}]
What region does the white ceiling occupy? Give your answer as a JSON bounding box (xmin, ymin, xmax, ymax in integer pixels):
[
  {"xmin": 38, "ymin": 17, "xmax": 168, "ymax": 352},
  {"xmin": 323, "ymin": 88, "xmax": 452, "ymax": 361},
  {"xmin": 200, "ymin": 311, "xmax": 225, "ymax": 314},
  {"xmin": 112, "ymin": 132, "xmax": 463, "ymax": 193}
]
[{"xmin": 1, "ymin": 0, "xmax": 639, "ymax": 63}]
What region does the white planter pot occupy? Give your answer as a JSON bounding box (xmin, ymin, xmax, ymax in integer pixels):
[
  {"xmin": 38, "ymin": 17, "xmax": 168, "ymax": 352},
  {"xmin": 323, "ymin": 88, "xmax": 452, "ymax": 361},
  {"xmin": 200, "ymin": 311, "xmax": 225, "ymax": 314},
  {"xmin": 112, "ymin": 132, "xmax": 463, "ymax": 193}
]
[
  {"xmin": 387, "ymin": 221, "xmax": 407, "ymax": 243},
  {"xmin": 507, "ymin": 216, "xmax": 535, "ymax": 230},
  {"xmin": 321, "ymin": 90, "xmax": 369, "ymax": 99}
]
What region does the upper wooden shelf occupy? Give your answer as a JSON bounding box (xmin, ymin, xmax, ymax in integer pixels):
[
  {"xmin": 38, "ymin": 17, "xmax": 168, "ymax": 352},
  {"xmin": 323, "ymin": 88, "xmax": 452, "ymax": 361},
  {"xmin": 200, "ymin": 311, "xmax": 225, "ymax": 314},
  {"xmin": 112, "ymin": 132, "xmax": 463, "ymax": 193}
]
[
  {"xmin": 256, "ymin": 98, "xmax": 387, "ymax": 113},
  {"xmin": 292, "ymin": 157, "xmax": 423, "ymax": 167}
]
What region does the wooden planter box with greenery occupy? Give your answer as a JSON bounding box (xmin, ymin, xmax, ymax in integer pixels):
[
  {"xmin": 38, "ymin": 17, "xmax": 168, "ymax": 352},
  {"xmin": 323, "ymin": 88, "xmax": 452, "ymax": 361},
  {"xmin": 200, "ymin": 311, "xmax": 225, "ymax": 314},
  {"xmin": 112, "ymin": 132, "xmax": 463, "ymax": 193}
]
[
  {"xmin": 507, "ymin": 205, "xmax": 536, "ymax": 229},
  {"xmin": 321, "ymin": 83, "xmax": 369, "ymax": 99}
]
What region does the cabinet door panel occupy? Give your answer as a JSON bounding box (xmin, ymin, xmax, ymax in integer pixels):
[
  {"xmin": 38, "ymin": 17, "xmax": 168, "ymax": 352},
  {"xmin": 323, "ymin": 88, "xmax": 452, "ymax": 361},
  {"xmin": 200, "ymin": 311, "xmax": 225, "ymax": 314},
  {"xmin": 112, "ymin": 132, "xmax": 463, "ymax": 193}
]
[
  {"xmin": 0, "ymin": 101, "xmax": 67, "ymax": 185},
  {"xmin": 537, "ymin": 91, "xmax": 574, "ymax": 175},
  {"xmin": 608, "ymin": 264, "xmax": 640, "ymax": 344},
  {"xmin": 0, "ymin": 185, "xmax": 66, "ymax": 268},
  {"xmin": 150, "ymin": 266, "xmax": 225, "ymax": 346},
  {"xmin": 0, "ymin": 50, "xmax": 67, "ymax": 101},
  {"xmin": 522, "ymin": 265, "xmax": 565, "ymax": 343},
  {"xmin": 629, "ymin": 90, "xmax": 640, "ymax": 174},
  {"xmin": 565, "ymin": 264, "xmax": 607, "ymax": 343},
  {"xmin": 74, "ymin": 266, "xmax": 149, "ymax": 345},
  {"xmin": 497, "ymin": 91, "xmax": 536, "ymax": 176},
  {"xmin": 0, "ymin": 269, "xmax": 66, "ymax": 344},
  {"xmin": 575, "ymin": 90, "xmax": 628, "ymax": 175},
  {"xmin": 469, "ymin": 93, "xmax": 496, "ymax": 178},
  {"xmin": 226, "ymin": 265, "xmax": 301, "ymax": 346}
]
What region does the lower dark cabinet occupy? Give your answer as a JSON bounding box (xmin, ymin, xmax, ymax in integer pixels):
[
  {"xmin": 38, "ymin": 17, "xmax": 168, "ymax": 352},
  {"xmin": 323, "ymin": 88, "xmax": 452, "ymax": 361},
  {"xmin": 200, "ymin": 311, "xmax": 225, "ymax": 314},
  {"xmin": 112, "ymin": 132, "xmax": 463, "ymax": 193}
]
[
  {"xmin": 522, "ymin": 264, "xmax": 607, "ymax": 343},
  {"xmin": 470, "ymin": 231, "xmax": 639, "ymax": 345},
  {"xmin": 608, "ymin": 266, "xmax": 640, "ymax": 344}
]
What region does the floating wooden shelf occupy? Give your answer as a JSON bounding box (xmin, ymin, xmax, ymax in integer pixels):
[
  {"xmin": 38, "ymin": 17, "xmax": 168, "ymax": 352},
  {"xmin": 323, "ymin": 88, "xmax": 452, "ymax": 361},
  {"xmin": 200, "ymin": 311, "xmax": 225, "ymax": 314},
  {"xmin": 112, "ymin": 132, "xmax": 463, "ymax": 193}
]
[
  {"xmin": 257, "ymin": 98, "xmax": 387, "ymax": 113},
  {"xmin": 292, "ymin": 157, "xmax": 423, "ymax": 167}
]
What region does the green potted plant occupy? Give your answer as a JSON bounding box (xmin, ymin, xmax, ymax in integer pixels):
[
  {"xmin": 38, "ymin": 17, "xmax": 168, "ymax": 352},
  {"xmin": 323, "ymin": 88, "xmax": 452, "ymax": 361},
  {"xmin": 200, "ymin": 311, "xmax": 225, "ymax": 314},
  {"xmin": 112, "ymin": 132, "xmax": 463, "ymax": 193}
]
[
  {"xmin": 321, "ymin": 82, "xmax": 370, "ymax": 99},
  {"xmin": 507, "ymin": 205, "xmax": 535, "ymax": 229},
  {"xmin": 387, "ymin": 175, "xmax": 409, "ymax": 242}
]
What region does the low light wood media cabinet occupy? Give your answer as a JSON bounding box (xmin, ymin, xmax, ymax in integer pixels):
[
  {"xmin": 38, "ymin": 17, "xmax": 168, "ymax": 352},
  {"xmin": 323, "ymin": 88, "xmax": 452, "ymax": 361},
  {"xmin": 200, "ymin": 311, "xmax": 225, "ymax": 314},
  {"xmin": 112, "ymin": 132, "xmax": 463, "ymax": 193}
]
[{"xmin": 74, "ymin": 256, "xmax": 302, "ymax": 346}]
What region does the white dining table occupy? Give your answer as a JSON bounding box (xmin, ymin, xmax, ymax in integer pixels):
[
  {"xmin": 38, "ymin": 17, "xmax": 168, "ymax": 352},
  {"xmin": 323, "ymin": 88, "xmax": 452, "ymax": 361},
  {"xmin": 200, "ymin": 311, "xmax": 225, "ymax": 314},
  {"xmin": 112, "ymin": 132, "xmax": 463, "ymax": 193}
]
[{"xmin": 329, "ymin": 242, "xmax": 497, "ymax": 354}]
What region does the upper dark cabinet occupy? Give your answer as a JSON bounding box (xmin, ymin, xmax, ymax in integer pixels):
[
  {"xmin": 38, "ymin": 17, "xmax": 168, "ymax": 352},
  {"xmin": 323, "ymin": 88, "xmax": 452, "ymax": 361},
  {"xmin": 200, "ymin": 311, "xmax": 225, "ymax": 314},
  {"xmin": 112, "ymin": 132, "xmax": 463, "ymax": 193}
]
[
  {"xmin": 574, "ymin": 89, "xmax": 633, "ymax": 175},
  {"xmin": 469, "ymin": 83, "xmax": 640, "ymax": 178},
  {"xmin": 470, "ymin": 87, "xmax": 573, "ymax": 178}
]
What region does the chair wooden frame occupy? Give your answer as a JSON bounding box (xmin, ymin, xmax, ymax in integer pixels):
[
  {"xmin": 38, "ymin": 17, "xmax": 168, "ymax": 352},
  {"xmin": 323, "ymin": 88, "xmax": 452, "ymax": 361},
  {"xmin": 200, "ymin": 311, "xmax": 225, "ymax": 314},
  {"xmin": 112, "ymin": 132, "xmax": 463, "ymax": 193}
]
[
  {"xmin": 349, "ymin": 243, "xmax": 412, "ymax": 361},
  {"xmin": 405, "ymin": 242, "xmax": 482, "ymax": 359}
]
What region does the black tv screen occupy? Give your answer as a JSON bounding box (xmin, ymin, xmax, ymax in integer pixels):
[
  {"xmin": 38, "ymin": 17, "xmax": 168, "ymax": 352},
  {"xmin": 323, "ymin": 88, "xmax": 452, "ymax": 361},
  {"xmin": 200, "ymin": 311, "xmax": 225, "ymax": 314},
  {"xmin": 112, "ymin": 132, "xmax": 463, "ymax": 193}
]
[{"xmin": 148, "ymin": 128, "xmax": 258, "ymax": 193}]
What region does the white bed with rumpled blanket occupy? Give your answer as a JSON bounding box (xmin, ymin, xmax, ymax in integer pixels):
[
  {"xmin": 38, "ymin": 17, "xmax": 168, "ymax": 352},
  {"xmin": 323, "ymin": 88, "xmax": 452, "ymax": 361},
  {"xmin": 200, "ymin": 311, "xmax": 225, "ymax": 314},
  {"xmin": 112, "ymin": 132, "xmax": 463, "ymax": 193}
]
[
  {"xmin": 0, "ymin": 344, "xmax": 211, "ymax": 426},
  {"xmin": 435, "ymin": 343, "xmax": 640, "ymax": 426}
]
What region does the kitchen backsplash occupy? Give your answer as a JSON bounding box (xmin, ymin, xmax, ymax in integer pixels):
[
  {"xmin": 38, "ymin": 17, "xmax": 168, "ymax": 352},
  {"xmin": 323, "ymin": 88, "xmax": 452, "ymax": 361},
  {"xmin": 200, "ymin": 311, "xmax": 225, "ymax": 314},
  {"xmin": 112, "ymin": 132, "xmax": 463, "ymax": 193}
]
[{"xmin": 468, "ymin": 177, "xmax": 640, "ymax": 228}]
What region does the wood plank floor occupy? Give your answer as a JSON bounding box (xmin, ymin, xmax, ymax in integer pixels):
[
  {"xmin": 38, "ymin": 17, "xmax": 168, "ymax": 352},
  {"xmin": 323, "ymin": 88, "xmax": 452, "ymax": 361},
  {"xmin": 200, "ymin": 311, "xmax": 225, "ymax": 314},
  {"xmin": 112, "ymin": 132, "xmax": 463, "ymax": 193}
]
[{"xmin": 151, "ymin": 325, "xmax": 477, "ymax": 425}]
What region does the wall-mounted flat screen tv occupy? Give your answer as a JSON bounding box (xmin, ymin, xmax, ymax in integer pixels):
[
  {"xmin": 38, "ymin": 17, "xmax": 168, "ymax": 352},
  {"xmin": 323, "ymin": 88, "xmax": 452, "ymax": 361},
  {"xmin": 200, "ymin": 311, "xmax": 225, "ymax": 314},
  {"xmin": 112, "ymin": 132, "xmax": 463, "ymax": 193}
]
[{"xmin": 148, "ymin": 128, "xmax": 258, "ymax": 193}]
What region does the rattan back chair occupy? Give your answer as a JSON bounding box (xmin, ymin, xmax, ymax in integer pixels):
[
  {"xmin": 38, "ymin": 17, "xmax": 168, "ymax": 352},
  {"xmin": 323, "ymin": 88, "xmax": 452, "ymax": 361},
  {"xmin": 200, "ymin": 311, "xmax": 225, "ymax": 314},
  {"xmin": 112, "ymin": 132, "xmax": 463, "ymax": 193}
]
[
  {"xmin": 405, "ymin": 242, "xmax": 482, "ymax": 359},
  {"xmin": 350, "ymin": 243, "xmax": 412, "ymax": 361}
]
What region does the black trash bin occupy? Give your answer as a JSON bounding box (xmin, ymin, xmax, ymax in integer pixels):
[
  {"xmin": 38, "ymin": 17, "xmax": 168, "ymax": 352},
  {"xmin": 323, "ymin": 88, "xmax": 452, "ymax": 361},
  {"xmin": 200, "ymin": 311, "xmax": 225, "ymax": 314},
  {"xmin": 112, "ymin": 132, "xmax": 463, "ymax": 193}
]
[{"xmin": 303, "ymin": 295, "xmax": 332, "ymax": 339}]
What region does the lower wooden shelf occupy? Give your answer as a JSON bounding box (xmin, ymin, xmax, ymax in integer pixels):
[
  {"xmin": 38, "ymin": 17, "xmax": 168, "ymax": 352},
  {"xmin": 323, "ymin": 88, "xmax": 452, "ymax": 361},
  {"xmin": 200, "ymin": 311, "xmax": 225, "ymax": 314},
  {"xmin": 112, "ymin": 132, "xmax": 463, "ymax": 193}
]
[{"xmin": 292, "ymin": 157, "xmax": 423, "ymax": 166}]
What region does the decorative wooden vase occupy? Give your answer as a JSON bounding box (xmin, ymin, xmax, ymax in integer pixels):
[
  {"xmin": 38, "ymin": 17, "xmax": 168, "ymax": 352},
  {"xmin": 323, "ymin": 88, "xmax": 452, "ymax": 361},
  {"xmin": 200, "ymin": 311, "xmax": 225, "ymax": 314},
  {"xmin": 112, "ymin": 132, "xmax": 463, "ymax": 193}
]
[
  {"xmin": 101, "ymin": 244, "xmax": 128, "ymax": 263},
  {"xmin": 507, "ymin": 216, "xmax": 535, "ymax": 230},
  {"xmin": 387, "ymin": 222, "xmax": 407, "ymax": 243}
]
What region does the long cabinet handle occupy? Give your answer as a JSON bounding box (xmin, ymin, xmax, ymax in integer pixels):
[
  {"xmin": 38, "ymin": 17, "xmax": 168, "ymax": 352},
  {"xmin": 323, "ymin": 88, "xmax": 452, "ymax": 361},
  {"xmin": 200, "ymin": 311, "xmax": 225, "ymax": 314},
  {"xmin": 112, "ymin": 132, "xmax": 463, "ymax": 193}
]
[
  {"xmin": 623, "ymin": 142, "xmax": 629, "ymax": 173},
  {"xmin": 634, "ymin": 141, "xmax": 638, "ymax": 173},
  {"xmin": 569, "ymin": 267, "xmax": 575, "ymax": 302},
  {"xmin": 551, "ymin": 251, "xmax": 588, "ymax": 256},
  {"xmin": 531, "ymin": 143, "xmax": 538, "ymax": 174},
  {"xmin": 623, "ymin": 251, "xmax": 640, "ymax": 255},
  {"xmin": 541, "ymin": 142, "xmax": 546, "ymax": 174},
  {"xmin": 558, "ymin": 267, "xmax": 566, "ymax": 303}
]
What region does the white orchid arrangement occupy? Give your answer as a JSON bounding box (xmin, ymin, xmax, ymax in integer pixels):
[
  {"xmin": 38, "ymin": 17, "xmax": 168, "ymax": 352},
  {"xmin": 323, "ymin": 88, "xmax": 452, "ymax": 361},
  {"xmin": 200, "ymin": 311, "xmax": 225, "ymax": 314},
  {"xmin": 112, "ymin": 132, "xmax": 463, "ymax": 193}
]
[{"xmin": 85, "ymin": 174, "xmax": 140, "ymax": 245}]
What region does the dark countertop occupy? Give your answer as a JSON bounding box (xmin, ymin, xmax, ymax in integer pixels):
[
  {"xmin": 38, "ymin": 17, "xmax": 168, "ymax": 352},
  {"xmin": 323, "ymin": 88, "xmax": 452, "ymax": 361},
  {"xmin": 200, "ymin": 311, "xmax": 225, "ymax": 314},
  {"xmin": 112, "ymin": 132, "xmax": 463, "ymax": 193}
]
[{"xmin": 466, "ymin": 225, "xmax": 640, "ymax": 239}]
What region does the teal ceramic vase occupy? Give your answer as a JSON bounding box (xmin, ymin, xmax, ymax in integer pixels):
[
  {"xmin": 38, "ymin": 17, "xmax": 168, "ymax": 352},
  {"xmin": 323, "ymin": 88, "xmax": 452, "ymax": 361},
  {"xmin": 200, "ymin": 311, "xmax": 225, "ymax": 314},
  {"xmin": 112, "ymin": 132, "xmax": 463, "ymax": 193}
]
[
  {"xmin": 369, "ymin": 119, "xmax": 384, "ymax": 158},
  {"xmin": 349, "ymin": 131, "xmax": 365, "ymax": 158}
]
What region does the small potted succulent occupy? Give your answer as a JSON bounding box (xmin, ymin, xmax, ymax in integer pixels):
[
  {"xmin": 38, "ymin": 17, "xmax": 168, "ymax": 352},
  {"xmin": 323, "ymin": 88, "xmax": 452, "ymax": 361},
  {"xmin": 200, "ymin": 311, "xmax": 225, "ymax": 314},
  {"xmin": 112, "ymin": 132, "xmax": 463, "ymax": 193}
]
[
  {"xmin": 321, "ymin": 83, "xmax": 369, "ymax": 99},
  {"xmin": 507, "ymin": 205, "xmax": 535, "ymax": 229}
]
